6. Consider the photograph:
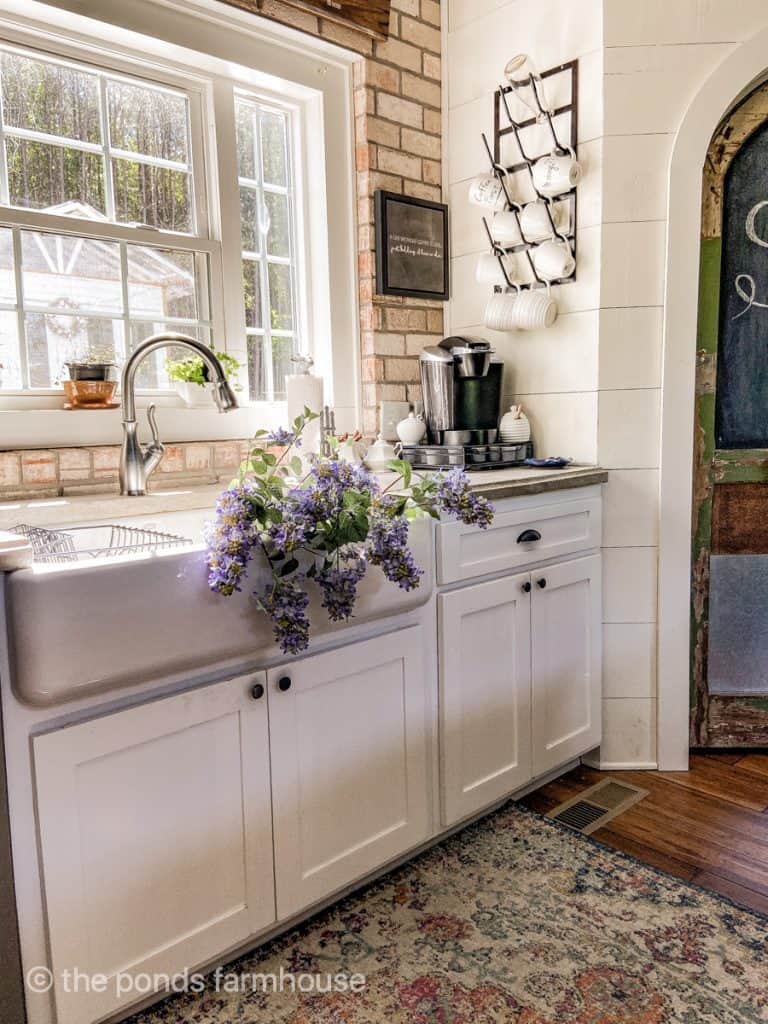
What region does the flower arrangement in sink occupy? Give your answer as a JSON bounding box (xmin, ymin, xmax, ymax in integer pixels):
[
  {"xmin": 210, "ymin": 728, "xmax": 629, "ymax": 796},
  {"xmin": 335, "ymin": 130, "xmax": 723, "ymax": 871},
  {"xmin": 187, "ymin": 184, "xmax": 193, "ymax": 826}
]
[{"xmin": 206, "ymin": 411, "xmax": 494, "ymax": 654}]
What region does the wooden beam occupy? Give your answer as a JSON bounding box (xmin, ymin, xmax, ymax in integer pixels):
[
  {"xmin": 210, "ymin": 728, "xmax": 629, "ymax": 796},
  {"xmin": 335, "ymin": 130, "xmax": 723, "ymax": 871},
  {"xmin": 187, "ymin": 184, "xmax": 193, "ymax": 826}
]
[{"xmin": 215, "ymin": 0, "xmax": 391, "ymax": 38}]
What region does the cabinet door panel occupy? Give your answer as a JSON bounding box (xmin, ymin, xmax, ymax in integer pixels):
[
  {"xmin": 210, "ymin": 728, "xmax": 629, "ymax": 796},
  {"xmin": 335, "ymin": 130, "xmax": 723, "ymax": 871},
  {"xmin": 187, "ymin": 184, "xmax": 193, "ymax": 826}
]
[
  {"xmin": 531, "ymin": 555, "xmax": 602, "ymax": 775},
  {"xmin": 439, "ymin": 574, "xmax": 532, "ymax": 826},
  {"xmin": 269, "ymin": 627, "xmax": 429, "ymax": 919},
  {"xmin": 33, "ymin": 675, "xmax": 274, "ymax": 1024}
]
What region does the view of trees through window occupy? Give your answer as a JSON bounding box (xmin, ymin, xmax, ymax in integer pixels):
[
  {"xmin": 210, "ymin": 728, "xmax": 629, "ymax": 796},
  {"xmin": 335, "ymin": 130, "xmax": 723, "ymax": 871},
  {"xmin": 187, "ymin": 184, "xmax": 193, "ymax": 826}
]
[
  {"xmin": 0, "ymin": 44, "xmax": 305, "ymax": 399},
  {"xmin": 236, "ymin": 95, "xmax": 301, "ymax": 402}
]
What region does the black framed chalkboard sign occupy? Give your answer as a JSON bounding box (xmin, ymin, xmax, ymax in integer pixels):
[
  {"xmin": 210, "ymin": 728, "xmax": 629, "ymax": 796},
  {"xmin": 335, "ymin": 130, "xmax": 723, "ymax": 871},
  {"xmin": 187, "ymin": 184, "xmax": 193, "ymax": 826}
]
[{"xmin": 374, "ymin": 191, "xmax": 449, "ymax": 301}]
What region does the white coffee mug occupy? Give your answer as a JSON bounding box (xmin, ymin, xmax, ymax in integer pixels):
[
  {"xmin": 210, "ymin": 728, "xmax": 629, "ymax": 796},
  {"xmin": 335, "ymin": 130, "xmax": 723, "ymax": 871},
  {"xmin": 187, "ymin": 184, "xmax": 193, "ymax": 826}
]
[
  {"xmin": 476, "ymin": 251, "xmax": 516, "ymax": 287},
  {"xmin": 491, "ymin": 209, "xmax": 522, "ymax": 245},
  {"xmin": 512, "ymin": 289, "xmax": 558, "ymax": 331},
  {"xmin": 532, "ymin": 149, "xmax": 581, "ymax": 197},
  {"xmin": 468, "ymin": 173, "xmax": 507, "ymax": 209},
  {"xmin": 519, "ymin": 200, "xmax": 568, "ymax": 243},
  {"xmin": 483, "ymin": 290, "xmax": 519, "ymax": 332},
  {"xmin": 532, "ymin": 239, "xmax": 575, "ymax": 281}
]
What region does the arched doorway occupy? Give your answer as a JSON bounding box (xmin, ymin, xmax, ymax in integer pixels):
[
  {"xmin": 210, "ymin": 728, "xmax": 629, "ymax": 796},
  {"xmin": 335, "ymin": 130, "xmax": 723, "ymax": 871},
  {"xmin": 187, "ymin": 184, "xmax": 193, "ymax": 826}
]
[
  {"xmin": 691, "ymin": 84, "xmax": 768, "ymax": 746},
  {"xmin": 658, "ymin": 26, "xmax": 768, "ymax": 770}
]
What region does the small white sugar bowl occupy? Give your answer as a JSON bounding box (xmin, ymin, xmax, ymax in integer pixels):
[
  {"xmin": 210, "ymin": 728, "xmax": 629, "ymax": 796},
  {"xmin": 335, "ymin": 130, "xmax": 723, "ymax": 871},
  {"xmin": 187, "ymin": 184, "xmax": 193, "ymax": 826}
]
[{"xmin": 499, "ymin": 405, "xmax": 531, "ymax": 443}]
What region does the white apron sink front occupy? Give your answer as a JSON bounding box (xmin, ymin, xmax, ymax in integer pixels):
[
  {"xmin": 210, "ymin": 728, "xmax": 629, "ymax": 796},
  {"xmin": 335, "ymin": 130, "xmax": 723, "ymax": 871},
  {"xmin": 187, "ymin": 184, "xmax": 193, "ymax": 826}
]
[{"xmin": 5, "ymin": 509, "xmax": 434, "ymax": 707}]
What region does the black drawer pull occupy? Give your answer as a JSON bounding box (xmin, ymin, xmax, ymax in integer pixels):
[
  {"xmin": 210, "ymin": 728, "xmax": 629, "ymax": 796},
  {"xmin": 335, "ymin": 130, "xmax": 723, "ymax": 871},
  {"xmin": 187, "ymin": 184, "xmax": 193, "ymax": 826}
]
[
  {"xmin": 522, "ymin": 581, "xmax": 532, "ymax": 593},
  {"xmin": 537, "ymin": 578, "xmax": 547, "ymax": 589},
  {"xmin": 517, "ymin": 529, "xmax": 542, "ymax": 544},
  {"xmin": 278, "ymin": 676, "xmax": 292, "ymax": 692},
  {"xmin": 250, "ymin": 683, "xmax": 265, "ymax": 701}
]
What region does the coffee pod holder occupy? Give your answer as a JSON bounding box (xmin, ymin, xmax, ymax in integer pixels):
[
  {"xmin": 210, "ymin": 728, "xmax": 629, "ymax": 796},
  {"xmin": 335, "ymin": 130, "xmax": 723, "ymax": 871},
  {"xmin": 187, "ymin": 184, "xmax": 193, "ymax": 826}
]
[{"xmin": 479, "ymin": 58, "xmax": 579, "ymax": 299}]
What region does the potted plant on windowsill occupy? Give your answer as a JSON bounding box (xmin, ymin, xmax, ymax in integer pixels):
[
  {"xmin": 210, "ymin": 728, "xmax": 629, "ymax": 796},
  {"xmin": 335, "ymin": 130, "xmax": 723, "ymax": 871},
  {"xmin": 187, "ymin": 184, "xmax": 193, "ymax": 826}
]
[{"xmin": 166, "ymin": 349, "xmax": 241, "ymax": 407}]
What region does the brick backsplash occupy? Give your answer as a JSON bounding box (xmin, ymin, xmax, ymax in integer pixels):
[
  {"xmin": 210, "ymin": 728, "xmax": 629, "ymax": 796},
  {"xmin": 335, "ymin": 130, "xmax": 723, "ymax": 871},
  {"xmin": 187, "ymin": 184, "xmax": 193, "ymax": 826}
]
[{"xmin": 0, "ymin": 441, "xmax": 251, "ymax": 501}]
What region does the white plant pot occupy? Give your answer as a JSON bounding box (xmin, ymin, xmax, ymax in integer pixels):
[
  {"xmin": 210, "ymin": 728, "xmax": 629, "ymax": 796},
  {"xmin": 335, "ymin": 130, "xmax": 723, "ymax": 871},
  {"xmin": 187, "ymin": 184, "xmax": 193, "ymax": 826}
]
[{"xmin": 176, "ymin": 381, "xmax": 214, "ymax": 407}]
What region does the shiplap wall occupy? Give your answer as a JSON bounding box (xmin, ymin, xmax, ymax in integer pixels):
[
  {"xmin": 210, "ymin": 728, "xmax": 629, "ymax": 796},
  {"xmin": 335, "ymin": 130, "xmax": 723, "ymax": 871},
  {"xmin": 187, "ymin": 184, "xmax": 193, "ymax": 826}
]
[{"xmin": 446, "ymin": 0, "xmax": 768, "ymax": 767}]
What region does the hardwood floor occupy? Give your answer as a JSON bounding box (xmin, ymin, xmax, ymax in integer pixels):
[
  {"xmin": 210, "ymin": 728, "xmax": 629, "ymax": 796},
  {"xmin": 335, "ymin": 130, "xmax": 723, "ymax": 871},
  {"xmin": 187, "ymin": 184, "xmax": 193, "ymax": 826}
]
[{"xmin": 521, "ymin": 752, "xmax": 768, "ymax": 916}]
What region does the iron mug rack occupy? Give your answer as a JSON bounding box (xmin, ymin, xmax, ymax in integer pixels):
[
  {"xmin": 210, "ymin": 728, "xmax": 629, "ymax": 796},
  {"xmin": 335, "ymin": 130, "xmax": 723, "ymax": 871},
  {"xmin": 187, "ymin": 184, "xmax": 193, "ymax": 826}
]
[{"xmin": 480, "ymin": 59, "xmax": 579, "ymax": 294}]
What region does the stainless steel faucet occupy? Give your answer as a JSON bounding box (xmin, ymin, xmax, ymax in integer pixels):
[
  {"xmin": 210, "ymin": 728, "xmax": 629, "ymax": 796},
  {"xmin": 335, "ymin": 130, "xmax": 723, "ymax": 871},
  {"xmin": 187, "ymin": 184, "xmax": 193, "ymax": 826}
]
[{"xmin": 119, "ymin": 332, "xmax": 238, "ymax": 495}]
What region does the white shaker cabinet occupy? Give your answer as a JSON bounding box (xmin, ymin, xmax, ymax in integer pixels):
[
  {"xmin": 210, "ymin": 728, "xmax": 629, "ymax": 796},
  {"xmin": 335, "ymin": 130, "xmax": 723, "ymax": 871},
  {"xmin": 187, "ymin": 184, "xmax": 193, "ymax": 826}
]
[
  {"xmin": 268, "ymin": 626, "xmax": 430, "ymax": 919},
  {"xmin": 32, "ymin": 673, "xmax": 275, "ymax": 1024},
  {"xmin": 438, "ymin": 492, "xmax": 603, "ymax": 826},
  {"xmin": 531, "ymin": 555, "xmax": 601, "ymax": 776},
  {"xmin": 439, "ymin": 574, "xmax": 533, "ymax": 827}
]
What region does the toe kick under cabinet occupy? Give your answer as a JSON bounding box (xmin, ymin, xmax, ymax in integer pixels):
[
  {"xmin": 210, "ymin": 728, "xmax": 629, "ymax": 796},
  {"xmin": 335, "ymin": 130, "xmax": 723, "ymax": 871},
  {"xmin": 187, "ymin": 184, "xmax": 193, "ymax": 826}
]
[{"xmin": 437, "ymin": 488, "xmax": 603, "ymax": 827}]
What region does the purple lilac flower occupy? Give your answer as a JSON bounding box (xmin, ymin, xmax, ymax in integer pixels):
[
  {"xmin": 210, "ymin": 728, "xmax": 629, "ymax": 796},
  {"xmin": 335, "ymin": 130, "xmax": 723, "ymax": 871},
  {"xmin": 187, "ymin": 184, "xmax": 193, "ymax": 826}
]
[
  {"xmin": 205, "ymin": 481, "xmax": 260, "ymax": 595},
  {"xmin": 316, "ymin": 558, "xmax": 367, "ymax": 621},
  {"xmin": 259, "ymin": 576, "xmax": 310, "ymax": 654},
  {"xmin": 265, "ymin": 515, "xmax": 308, "ymax": 554},
  {"xmin": 366, "ymin": 497, "xmax": 423, "ymax": 591},
  {"xmin": 435, "ymin": 468, "xmax": 494, "ymax": 529},
  {"xmin": 264, "ymin": 427, "xmax": 300, "ymax": 447}
]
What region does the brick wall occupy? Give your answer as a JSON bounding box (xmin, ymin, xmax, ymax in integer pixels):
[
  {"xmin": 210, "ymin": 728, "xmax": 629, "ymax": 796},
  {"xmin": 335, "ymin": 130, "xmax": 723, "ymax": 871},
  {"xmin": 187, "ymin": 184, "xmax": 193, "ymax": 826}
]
[
  {"xmin": 0, "ymin": 441, "xmax": 252, "ymax": 500},
  {"xmin": 259, "ymin": 0, "xmax": 445, "ymax": 435}
]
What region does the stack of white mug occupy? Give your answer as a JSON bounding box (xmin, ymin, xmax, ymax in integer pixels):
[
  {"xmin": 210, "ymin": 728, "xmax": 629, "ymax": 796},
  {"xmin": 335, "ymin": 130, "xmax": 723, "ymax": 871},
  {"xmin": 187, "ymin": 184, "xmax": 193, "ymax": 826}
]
[{"xmin": 469, "ymin": 80, "xmax": 581, "ymax": 333}]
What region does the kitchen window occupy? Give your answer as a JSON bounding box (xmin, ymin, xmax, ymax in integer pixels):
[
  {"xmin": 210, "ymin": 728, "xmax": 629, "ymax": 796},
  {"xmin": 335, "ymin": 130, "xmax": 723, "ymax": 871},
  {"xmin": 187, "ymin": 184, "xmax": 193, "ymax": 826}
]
[
  {"xmin": 0, "ymin": 41, "xmax": 306, "ymax": 401},
  {"xmin": 236, "ymin": 95, "xmax": 302, "ymax": 402}
]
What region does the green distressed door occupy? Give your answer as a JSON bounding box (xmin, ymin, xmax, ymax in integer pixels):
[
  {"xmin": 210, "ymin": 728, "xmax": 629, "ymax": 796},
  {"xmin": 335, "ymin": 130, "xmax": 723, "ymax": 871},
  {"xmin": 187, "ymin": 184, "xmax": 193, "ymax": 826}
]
[{"xmin": 692, "ymin": 87, "xmax": 768, "ymax": 747}]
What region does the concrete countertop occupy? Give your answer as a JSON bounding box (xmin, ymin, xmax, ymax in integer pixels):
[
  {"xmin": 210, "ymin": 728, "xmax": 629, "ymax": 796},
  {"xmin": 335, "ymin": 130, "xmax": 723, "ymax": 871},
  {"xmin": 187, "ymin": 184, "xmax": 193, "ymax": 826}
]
[
  {"xmin": 0, "ymin": 465, "xmax": 607, "ymax": 532},
  {"xmin": 466, "ymin": 464, "xmax": 608, "ymax": 500}
]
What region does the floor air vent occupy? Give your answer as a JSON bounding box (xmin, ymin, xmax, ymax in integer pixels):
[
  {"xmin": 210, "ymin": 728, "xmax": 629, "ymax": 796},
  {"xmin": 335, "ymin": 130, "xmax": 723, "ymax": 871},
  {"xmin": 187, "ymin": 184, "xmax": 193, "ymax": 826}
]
[{"xmin": 548, "ymin": 778, "xmax": 648, "ymax": 835}]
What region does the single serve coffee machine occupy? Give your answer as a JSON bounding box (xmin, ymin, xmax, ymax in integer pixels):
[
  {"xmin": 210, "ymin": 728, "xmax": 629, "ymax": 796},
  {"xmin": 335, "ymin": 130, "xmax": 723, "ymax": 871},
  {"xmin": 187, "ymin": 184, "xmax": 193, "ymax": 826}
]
[{"xmin": 401, "ymin": 337, "xmax": 532, "ymax": 470}]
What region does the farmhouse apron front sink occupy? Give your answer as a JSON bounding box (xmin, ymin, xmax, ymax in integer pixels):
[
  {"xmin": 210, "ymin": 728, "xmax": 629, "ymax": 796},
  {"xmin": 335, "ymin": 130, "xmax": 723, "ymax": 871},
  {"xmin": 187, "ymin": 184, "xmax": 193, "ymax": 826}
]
[{"xmin": 5, "ymin": 509, "xmax": 434, "ymax": 707}]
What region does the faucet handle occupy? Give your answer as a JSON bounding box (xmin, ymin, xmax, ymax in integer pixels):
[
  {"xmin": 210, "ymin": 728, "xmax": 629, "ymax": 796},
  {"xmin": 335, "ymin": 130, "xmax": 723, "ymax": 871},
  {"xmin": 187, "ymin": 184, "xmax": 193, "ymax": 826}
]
[{"xmin": 147, "ymin": 403, "xmax": 162, "ymax": 450}]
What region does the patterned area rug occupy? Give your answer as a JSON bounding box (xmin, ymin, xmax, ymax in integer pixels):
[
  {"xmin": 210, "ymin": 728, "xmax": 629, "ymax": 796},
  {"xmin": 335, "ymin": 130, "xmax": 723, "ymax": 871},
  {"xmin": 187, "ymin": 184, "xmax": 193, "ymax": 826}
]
[{"xmin": 128, "ymin": 802, "xmax": 768, "ymax": 1023}]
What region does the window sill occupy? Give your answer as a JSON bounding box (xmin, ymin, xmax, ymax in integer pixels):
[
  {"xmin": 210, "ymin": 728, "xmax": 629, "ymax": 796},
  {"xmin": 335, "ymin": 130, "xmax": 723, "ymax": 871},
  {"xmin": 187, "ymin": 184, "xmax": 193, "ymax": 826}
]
[{"xmin": 0, "ymin": 402, "xmax": 287, "ymax": 451}]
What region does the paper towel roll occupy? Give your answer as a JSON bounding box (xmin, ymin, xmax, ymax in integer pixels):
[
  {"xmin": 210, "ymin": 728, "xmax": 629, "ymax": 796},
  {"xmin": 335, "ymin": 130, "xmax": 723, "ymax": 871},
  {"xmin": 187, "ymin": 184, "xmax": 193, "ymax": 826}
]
[{"xmin": 286, "ymin": 371, "xmax": 324, "ymax": 454}]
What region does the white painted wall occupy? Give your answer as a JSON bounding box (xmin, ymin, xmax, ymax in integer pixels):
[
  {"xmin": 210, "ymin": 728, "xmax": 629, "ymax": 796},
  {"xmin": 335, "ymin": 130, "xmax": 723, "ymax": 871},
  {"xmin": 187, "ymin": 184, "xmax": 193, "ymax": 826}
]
[
  {"xmin": 446, "ymin": 0, "xmax": 768, "ymax": 767},
  {"xmin": 446, "ymin": 0, "xmax": 603, "ymax": 467}
]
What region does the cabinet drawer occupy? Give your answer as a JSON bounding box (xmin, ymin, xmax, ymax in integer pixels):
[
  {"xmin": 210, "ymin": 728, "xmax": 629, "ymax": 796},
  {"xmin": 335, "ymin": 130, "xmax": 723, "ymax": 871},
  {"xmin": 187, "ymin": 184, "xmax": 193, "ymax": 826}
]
[{"xmin": 437, "ymin": 497, "xmax": 601, "ymax": 584}]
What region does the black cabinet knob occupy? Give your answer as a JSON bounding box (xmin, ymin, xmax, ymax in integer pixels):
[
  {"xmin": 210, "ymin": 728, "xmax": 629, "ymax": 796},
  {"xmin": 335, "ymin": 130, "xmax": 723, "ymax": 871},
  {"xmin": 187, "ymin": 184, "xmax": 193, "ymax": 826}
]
[
  {"xmin": 278, "ymin": 676, "xmax": 292, "ymax": 692},
  {"xmin": 517, "ymin": 529, "xmax": 542, "ymax": 544},
  {"xmin": 537, "ymin": 578, "xmax": 547, "ymax": 589},
  {"xmin": 250, "ymin": 683, "xmax": 265, "ymax": 701},
  {"xmin": 522, "ymin": 581, "xmax": 532, "ymax": 593}
]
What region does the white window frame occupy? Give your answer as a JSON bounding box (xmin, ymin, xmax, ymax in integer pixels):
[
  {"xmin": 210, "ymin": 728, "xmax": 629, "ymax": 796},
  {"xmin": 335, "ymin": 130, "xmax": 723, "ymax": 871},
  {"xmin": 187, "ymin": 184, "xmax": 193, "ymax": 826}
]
[
  {"xmin": 0, "ymin": 37, "xmax": 224, "ymax": 399},
  {"xmin": 0, "ymin": 0, "xmax": 360, "ymax": 449},
  {"xmin": 235, "ymin": 90, "xmax": 307, "ymax": 402}
]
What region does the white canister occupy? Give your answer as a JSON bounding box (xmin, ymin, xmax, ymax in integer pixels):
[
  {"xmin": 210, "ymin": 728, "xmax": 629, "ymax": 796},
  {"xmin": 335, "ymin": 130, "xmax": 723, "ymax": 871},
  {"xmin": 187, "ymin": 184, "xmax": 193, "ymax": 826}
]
[
  {"xmin": 499, "ymin": 405, "xmax": 531, "ymax": 442},
  {"xmin": 396, "ymin": 412, "xmax": 427, "ymax": 445}
]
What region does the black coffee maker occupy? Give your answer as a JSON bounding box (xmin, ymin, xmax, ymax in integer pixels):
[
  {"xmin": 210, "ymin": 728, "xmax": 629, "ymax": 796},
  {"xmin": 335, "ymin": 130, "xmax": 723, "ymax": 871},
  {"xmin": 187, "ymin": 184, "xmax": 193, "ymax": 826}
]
[
  {"xmin": 419, "ymin": 337, "xmax": 502, "ymax": 444},
  {"xmin": 403, "ymin": 337, "xmax": 530, "ymax": 469}
]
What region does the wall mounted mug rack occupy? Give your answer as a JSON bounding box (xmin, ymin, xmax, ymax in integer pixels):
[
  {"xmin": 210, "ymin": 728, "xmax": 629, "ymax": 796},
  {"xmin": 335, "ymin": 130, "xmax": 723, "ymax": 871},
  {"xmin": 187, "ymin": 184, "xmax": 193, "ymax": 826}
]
[{"xmin": 477, "ymin": 58, "xmax": 579, "ymax": 297}]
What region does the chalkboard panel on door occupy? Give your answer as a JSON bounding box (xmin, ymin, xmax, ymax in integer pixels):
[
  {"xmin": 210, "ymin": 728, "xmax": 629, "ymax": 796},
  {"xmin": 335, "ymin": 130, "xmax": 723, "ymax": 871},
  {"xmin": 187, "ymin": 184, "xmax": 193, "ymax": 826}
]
[{"xmin": 716, "ymin": 120, "xmax": 768, "ymax": 448}]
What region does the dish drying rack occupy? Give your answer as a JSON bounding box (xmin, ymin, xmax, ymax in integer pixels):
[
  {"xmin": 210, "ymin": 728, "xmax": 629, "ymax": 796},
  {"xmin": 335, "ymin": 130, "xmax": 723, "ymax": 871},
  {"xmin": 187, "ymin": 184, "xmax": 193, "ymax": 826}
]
[
  {"xmin": 13, "ymin": 523, "xmax": 193, "ymax": 563},
  {"xmin": 482, "ymin": 58, "xmax": 579, "ymax": 293}
]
